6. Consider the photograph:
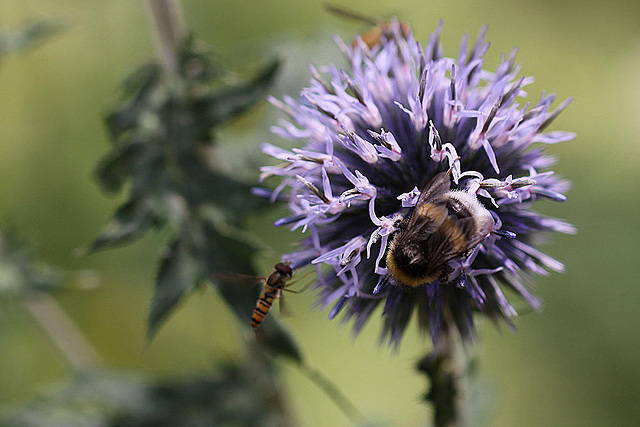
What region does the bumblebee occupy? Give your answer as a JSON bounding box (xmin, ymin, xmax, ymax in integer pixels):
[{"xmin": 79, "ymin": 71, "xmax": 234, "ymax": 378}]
[
  {"xmin": 386, "ymin": 172, "xmax": 494, "ymax": 287},
  {"xmin": 251, "ymin": 262, "xmax": 294, "ymax": 329}
]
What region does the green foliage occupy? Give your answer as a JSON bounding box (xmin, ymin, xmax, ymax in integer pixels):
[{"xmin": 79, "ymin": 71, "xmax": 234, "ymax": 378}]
[
  {"xmin": 91, "ymin": 40, "xmax": 278, "ymax": 254},
  {"xmin": 0, "ymin": 19, "xmax": 64, "ymax": 59},
  {"xmin": 85, "ymin": 34, "xmax": 301, "ymax": 362},
  {"xmin": 416, "ymin": 345, "xmax": 493, "ymax": 427},
  {"xmin": 8, "ymin": 363, "xmax": 290, "ymax": 427},
  {"xmin": 0, "ymin": 232, "xmax": 63, "ymax": 300}
]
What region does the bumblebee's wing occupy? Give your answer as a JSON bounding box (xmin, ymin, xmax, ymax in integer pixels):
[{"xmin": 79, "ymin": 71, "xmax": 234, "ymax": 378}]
[
  {"xmin": 405, "ymin": 172, "xmax": 451, "ymax": 230},
  {"xmin": 458, "ymin": 214, "xmax": 494, "ymax": 250},
  {"xmin": 429, "ymin": 214, "xmax": 494, "ymax": 265},
  {"xmin": 416, "ymin": 172, "xmax": 451, "ymax": 206}
]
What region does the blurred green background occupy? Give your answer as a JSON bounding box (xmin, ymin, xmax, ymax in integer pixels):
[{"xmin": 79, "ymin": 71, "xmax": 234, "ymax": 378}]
[{"xmin": 1, "ymin": 0, "xmax": 639, "ymax": 426}]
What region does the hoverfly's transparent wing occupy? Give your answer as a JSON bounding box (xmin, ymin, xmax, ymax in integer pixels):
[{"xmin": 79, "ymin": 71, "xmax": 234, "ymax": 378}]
[
  {"xmin": 277, "ymin": 291, "xmax": 292, "ymax": 319},
  {"xmin": 210, "ymin": 272, "xmax": 265, "ymax": 287},
  {"xmin": 324, "ymin": 3, "xmax": 379, "ymax": 26},
  {"xmin": 277, "ymin": 268, "xmax": 316, "ymax": 317}
]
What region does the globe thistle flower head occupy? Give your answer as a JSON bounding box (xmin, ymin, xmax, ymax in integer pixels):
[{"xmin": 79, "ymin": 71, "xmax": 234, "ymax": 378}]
[{"xmin": 261, "ymin": 21, "xmax": 575, "ymax": 349}]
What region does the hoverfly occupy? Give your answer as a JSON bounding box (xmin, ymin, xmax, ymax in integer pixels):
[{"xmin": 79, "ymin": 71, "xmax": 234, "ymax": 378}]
[
  {"xmin": 211, "ymin": 262, "xmax": 300, "ymax": 329},
  {"xmin": 250, "ymin": 262, "xmax": 295, "ymax": 329},
  {"xmin": 325, "ymin": 3, "xmax": 410, "ymax": 49}
]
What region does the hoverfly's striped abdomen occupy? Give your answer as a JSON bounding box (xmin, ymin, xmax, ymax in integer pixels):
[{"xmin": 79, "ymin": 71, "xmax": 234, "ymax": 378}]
[
  {"xmin": 250, "ymin": 263, "xmax": 293, "ymax": 330},
  {"xmin": 250, "ymin": 288, "xmax": 278, "ymax": 329}
]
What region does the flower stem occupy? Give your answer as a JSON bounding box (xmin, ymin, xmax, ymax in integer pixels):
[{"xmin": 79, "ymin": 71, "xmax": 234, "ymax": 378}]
[
  {"xmin": 418, "ymin": 309, "xmax": 468, "ymax": 427},
  {"xmin": 145, "ymin": 0, "xmax": 187, "ymax": 82},
  {"xmin": 297, "ymin": 360, "xmax": 367, "ymax": 425},
  {"xmin": 23, "ymin": 294, "xmax": 102, "ymax": 371}
]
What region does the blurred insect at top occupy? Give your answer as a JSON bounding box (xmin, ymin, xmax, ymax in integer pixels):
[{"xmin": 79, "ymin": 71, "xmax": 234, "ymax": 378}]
[
  {"xmin": 251, "ymin": 263, "xmax": 294, "ymax": 330},
  {"xmin": 325, "ymin": 3, "xmax": 410, "ymax": 49}
]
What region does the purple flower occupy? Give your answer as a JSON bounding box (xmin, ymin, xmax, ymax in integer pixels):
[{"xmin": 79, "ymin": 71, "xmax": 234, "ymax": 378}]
[{"xmin": 261, "ymin": 21, "xmax": 575, "ymax": 349}]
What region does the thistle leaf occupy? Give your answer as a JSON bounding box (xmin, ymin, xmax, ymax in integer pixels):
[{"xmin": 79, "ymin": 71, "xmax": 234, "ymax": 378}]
[
  {"xmin": 193, "ymin": 59, "xmax": 280, "ymax": 128},
  {"xmin": 0, "ymin": 232, "xmax": 63, "ymax": 300},
  {"xmin": 8, "ymin": 366, "xmax": 291, "ymax": 427},
  {"xmin": 148, "ymin": 232, "xmax": 202, "ymax": 339},
  {"xmin": 84, "ymin": 198, "xmax": 159, "ymax": 255},
  {"xmin": 94, "ymin": 139, "xmax": 145, "ymax": 193},
  {"xmin": 0, "ymin": 20, "xmax": 64, "ymax": 58},
  {"xmin": 88, "ymin": 35, "xmax": 283, "ymax": 348}
]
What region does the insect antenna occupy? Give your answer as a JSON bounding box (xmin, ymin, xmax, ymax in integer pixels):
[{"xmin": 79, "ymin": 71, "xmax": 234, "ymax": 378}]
[{"xmin": 281, "ymin": 268, "xmax": 315, "ymax": 294}]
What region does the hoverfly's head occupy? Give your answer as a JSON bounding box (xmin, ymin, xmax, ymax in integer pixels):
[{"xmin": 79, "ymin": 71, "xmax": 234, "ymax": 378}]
[{"xmin": 274, "ymin": 262, "xmax": 293, "ymax": 279}]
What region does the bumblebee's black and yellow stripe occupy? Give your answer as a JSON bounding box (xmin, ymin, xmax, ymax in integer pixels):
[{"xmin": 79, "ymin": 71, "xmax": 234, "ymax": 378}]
[
  {"xmin": 386, "ymin": 172, "xmax": 494, "ymax": 287},
  {"xmin": 250, "ymin": 263, "xmax": 293, "ymax": 330}
]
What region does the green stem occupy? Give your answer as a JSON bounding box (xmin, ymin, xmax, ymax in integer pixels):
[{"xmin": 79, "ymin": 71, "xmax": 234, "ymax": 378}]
[
  {"xmin": 23, "ymin": 294, "xmax": 102, "ymax": 371},
  {"xmin": 244, "ymin": 339, "xmax": 296, "ymax": 427},
  {"xmin": 298, "ymin": 361, "xmax": 367, "ymax": 425},
  {"xmin": 418, "ymin": 310, "xmax": 467, "ymax": 427},
  {"xmin": 145, "ymin": 0, "xmax": 187, "ymax": 82},
  {"xmin": 145, "ymin": 0, "xmax": 190, "ymax": 202}
]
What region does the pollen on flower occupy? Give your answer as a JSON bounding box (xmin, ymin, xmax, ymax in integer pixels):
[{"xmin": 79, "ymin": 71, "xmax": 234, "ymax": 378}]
[{"xmin": 260, "ymin": 19, "xmax": 575, "ymax": 348}]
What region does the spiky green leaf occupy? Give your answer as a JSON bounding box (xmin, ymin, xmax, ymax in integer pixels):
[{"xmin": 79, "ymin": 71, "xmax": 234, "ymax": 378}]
[
  {"xmin": 193, "ymin": 59, "xmax": 280, "ymax": 128},
  {"xmin": 147, "ymin": 230, "xmax": 203, "ymax": 339}
]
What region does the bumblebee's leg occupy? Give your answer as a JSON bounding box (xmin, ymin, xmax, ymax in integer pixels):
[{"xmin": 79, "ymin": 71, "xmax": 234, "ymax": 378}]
[{"xmin": 438, "ymin": 265, "xmax": 454, "ymax": 284}]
